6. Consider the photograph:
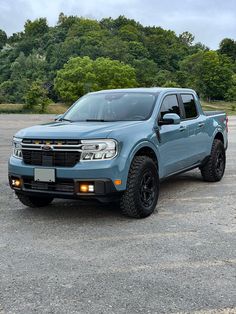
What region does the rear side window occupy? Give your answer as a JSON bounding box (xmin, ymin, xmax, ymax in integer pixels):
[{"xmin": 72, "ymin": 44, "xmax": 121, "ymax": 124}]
[
  {"xmin": 159, "ymin": 95, "xmax": 180, "ymax": 119},
  {"xmin": 181, "ymin": 94, "xmax": 198, "ymax": 119}
]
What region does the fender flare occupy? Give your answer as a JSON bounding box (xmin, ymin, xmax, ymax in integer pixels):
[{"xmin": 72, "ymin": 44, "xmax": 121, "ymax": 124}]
[
  {"xmin": 126, "ymin": 140, "xmax": 160, "ymax": 172},
  {"xmin": 212, "ymin": 127, "xmax": 224, "ymax": 144}
]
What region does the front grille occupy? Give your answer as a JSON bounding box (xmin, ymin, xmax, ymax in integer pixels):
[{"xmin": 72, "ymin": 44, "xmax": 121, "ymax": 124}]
[
  {"xmin": 22, "ymin": 150, "xmax": 80, "ymax": 167},
  {"xmin": 23, "ymin": 177, "xmax": 75, "ymax": 193},
  {"xmin": 22, "ymin": 139, "xmax": 81, "ymax": 145},
  {"xmin": 21, "ymin": 139, "xmax": 81, "ymax": 167}
]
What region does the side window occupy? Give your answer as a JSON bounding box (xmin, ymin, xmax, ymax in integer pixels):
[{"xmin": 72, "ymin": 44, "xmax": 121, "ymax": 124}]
[
  {"xmin": 181, "ymin": 94, "xmax": 198, "ymax": 119},
  {"xmin": 159, "ymin": 95, "xmax": 180, "ymax": 119}
]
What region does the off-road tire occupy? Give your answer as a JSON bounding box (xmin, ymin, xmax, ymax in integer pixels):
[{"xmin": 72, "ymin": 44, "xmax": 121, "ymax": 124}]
[
  {"xmin": 120, "ymin": 156, "xmax": 159, "ymax": 218},
  {"xmin": 200, "ymin": 139, "xmax": 226, "ymax": 182},
  {"xmin": 16, "ymin": 193, "xmax": 54, "ymax": 208}
]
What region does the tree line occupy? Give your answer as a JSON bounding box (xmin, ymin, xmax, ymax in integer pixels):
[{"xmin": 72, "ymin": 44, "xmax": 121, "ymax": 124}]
[{"xmin": 0, "ymin": 14, "xmax": 236, "ymax": 111}]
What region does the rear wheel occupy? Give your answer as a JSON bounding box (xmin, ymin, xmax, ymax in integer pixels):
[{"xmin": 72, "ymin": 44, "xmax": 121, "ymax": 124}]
[
  {"xmin": 16, "ymin": 193, "xmax": 54, "ymax": 208},
  {"xmin": 120, "ymin": 156, "xmax": 159, "ymax": 218},
  {"xmin": 200, "ymin": 139, "xmax": 226, "ymax": 182}
]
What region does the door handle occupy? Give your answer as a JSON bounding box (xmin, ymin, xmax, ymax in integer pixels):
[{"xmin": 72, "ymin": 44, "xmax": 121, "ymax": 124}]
[
  {"xmin": 179, "ymin": 125, "xmax": 186, "ymax": 132},
  {"xmin": 198, "ymin": 122, "xmax": 205, "ymax": 128}
]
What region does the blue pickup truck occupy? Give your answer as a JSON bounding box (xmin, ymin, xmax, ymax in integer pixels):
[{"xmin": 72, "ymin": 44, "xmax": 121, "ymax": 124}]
[{"xmin": 9, "ymin": 88, "xmax": 228, "ymax": 218}]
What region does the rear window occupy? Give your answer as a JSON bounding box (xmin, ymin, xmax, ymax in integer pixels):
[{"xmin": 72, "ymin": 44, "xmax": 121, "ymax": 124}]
[{"xmin": 181, "ymin": 94, "xmax": 198, "ymax": 119}]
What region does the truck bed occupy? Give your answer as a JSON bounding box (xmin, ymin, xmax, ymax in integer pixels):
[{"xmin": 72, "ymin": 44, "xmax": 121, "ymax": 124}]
[{"xmin": 204, "ymin": 110, "xmax": 225, "ymax": 117}]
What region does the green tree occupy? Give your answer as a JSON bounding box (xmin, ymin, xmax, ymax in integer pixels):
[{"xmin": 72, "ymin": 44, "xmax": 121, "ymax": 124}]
[
  {"xmin": 57, "ymin": 13, "xmax": 78, "ymax": 31},
  {"xmin": 0, "ymin": 79, "xmax": 28, "ymax": 103},
  {"xmin": 54, "ymin": 56, "xmax": 137, "ymax": 103},
  {"xmin": 14, "ymin": 18, "xmax": 50, "ymax": 55},
  {"xmin": 174, "ymin": 70, "xmax": 188, "ymax": 87},
  {"xmin": 0, "ymin": 48, "xmax": 16, "ymax": 84},
  {"xmin": 0, "ymin": 51, "xmax": 48, "ymax": 103},
  {"xmin": 179, "ymin": 31, "xmax": 195, "ymax": 46},
  {"xmin": 24, "ymin": 80, "xmax": 51, "ymax": 112},
  {"xmin": 0, "ymin": 13, "xmax": 234, "ymax": 105},
  {"xmin": 0, "ymin": 29, "xmax": 7, "ymax": 49},
  {"xmin": 154, "ymin": 70, "xmax": 173, "ymax": 86},
  {"xmin": 46, "ymin": 39, "xmax": 80, "ymax": 74},
  {"xmin": 100, "ymin": 16, "xmax": 142, "ymax": 35},
  {"xmin": 219, "ymin": 38, "xmax": 236, "ymax": 62},
  {"xmin": 127, "ymin": 41, "xmax": 149, "ymax": 60},
  {"xmin": 102, "ymin": 36, "xmax": 130, "ymax": 62},
  {"xmin": 10, "ymin": 52, "xmax": 27, "ymax": 80},
  {"xmin": 24, "ymin": 18, "xmax": 49, "ymax": 37},
  {"xmin": 118, "ymin": 25, "xmax": 140, "ymax": 42},
  {"xmin": 225, "ymin": 74, "xmax": 236, "ymax": 101},
  {"xmin": 77, "ymin": 30, "xmax": 108, "ymax": 59},
  {"xmin": 132, "ymin": 58, "xmax": 158, "ymax": 86},
  {"xmin": 180, "ymin": 51, "xmax": 234, "ymax": 100},
  {"xmin": 67, "ymin": 18, "xmax": 101, "ymax": 38},
  {"xmin": 163, "ymin": 80, "xmax": 181, "ymax": 88}
]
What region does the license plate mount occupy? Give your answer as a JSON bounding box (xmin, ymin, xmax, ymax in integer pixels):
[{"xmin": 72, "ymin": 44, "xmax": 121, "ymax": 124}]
[{"xmin": 34, "ymin": 168, "xmax": 55, "ymax": 182}]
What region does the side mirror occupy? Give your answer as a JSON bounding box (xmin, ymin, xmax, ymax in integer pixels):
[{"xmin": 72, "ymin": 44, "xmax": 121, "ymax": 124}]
[
  {"xmin": 54, "ymin": 114, "xmax": 63, "ymax": 121},
  {"xmin": 159, "ymin": 113, "xmax": 180, "ymax": 125}
]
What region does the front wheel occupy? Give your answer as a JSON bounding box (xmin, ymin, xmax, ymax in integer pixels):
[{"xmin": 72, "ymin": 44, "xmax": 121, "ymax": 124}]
[
  {"xmin": 16, "ymin": 193, "xmax": 54, "ymax": 208},
  {"xmin": 200, "ymin": 139, "xmax": 226, "ymax": 182},
  {"xmin": 120, "ymin": 156, "xmax": 159, "ymax": 218}
]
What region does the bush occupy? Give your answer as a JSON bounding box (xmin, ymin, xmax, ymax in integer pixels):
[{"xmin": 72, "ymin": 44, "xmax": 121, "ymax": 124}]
[{"xmin": 24, "ymin": 80, "xmax": 51, "ymax": 113}]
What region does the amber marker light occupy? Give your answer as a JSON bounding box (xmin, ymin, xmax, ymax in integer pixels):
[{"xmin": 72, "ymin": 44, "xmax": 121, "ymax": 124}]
[{"xmin": 114, "ymin": 179, "xmax": 122, "ymax": 186}]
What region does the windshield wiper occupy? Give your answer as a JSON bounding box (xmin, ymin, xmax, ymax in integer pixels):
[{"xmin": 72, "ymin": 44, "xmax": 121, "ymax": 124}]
[
  {"xmin": 85, "ymin": 119, "xmax": 115, "ymax": 122},
  {"xmin": 60, "ymin": 118, "xmax": 72, "ymax": 122}
]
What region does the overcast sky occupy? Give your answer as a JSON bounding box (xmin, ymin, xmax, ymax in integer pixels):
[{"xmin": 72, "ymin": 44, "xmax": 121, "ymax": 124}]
[{"xmin": 0, "ymin": 0, "xmax": 235, "ymax": 49}]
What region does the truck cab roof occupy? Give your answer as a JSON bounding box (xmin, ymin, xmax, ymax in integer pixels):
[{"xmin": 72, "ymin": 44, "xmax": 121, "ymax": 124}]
[{"xmin": 89, "ymin": 87, "xmax": 197, "ymax": 95}]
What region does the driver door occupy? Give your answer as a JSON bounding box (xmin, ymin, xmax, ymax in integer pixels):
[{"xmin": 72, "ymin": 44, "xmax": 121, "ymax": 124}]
[{"xmin": 157, "ymin": 94, "xmax": 189, "ymax": 176}]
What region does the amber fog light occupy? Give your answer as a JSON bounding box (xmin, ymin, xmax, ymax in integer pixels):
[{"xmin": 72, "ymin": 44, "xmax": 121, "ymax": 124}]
[
  {"xmin": 11, "ymin": 178, "xmax": 22, "ymax": 188},
  {"xmin": 79, "ymin": 183, "xmax": 94, "ymax": 193}
]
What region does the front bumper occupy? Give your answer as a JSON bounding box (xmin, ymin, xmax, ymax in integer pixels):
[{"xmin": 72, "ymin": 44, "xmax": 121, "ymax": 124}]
[
  {"xmin": 9, "ymin": 174, "xmax": 120, "ymax": 201},
  {"xmin": 8, "ymin": 155, "xmax": 128, "ymax": 199}
]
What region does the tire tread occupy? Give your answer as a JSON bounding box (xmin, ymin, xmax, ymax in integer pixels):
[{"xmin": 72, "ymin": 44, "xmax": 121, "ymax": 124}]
[
  {"xmin": 120, "ymin": 156, "xmax": 158, "ymax": 218},
  {"xmin": 201, "ymin": 139, "xmax": 225, "ymax": 182}
]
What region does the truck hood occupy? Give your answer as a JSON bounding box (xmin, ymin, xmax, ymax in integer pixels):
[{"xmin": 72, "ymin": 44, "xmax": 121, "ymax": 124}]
[{"xmin": 15, "ymin": 120, "xmax": 145, "ymax": 139}]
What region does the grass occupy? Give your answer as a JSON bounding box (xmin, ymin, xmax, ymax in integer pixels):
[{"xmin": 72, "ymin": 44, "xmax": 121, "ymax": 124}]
[
  {"xmin": 0, "ymin": 103, "xmax": 68, "ymax": 114},
  {"xmin": 201, "ymin": 100, "xmax": 236, "ymax": 116},
  {"xmin": 0, "ymin": 101, "xmax": 236, "ymax": 115}
]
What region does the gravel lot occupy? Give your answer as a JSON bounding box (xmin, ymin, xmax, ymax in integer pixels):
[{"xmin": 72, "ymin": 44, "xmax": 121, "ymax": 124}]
[{"xmin": 0, "ymin": 114, "xmax": 235, "ymax": 314}]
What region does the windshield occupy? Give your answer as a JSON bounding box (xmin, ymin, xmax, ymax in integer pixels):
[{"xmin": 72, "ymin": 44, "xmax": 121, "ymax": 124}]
[{"xmin": 63, "ymin": 92, "xmax": 157, "ymax": 122}]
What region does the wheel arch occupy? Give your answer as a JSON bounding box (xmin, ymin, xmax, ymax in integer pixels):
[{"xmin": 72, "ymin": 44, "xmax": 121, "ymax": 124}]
[
  {"xmin": 214, "ymin": 131, "xmax": 224, "ymax": 144},
  {"xmin": 128, "ymin": 141, "xmax": 160, "ymax": 173},
  {"xmin": 121, "ymin": 143, "xmax": 160, "ymax": 218}
]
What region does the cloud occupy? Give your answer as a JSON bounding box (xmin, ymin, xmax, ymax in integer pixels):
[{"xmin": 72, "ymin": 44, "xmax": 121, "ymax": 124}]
[{"xmin": 0, "ymin": 0, "xmax": 235, "ymax": 49}]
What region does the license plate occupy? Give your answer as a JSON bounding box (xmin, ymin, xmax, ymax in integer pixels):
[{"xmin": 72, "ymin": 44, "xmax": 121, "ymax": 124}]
[{"xmin": 34, "ymin": 168, "xmax": 55, "ymax": 182}]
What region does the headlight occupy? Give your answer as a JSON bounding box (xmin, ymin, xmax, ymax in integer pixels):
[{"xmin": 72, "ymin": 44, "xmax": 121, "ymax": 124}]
[
  {"xmin": 80, "ymin": 139, "xmax": 118, "ymax": 161},
  {"xmin": 12, "ymin": 137, "xmax": 23, "ymax": 159}
]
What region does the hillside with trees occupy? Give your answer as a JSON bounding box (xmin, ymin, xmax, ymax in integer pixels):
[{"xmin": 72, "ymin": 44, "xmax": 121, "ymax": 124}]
[{"xmin": 0, "ymin": 14, "xmax": 236, "ymax": 111}]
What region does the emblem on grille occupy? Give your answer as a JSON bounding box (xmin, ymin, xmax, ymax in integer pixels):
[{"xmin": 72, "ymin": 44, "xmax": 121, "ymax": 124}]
[{"xmin": 41, "ymin": 145, "xmax": 52, "ymax": 151}]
